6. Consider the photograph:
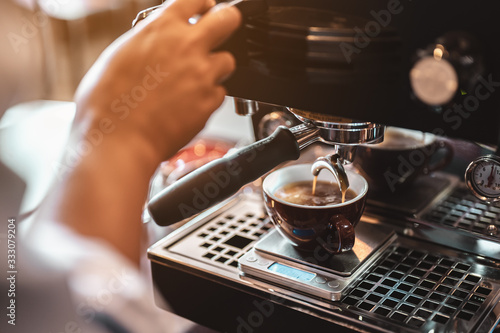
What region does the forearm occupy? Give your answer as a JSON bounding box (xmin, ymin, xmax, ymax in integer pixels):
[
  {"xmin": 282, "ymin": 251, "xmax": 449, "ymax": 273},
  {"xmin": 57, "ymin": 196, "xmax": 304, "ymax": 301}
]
[
  {"xmin": 33, "ymin": 0, "xmax": 241, "ymax": 266},
  {"xmin": 38, "ymin": 111, "xmax": 163, "ymax": 265}
]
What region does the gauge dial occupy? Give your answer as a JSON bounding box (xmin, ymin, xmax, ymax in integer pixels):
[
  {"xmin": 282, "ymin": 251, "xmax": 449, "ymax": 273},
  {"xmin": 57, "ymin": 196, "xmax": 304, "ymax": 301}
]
[{"xmin": 465, "ymin": 155, "xmax": 500, "ymax": 202}]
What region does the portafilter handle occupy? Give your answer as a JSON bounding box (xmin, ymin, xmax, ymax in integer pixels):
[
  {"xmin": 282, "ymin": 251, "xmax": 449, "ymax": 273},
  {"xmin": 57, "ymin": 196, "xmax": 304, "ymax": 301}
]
[{"xmin": 148, "ymin": 124, "xmax": 324, "ymax": 226}]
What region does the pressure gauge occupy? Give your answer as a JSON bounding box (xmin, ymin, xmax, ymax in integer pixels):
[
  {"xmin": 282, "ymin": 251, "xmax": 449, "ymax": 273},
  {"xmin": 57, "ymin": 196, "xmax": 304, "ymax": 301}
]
[{"xmin": 465, "ymin": 155, "xmax": 500, "ymax": 202}]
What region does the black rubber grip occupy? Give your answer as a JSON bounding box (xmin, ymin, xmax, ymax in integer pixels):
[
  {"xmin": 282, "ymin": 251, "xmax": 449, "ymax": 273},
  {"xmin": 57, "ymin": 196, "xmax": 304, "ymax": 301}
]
[{"xmin": 148, "ymin": 126, "xmax": 300, "ymax": 226}]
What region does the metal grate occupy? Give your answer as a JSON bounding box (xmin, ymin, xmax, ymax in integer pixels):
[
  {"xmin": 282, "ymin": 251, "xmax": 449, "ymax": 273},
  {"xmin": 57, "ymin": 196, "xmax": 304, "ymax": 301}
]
[
  {"xmin": 422, "ymin": 187, "xmax": 500, "ymax": 236},
  {"xmin": 343, "ymin": 245, "xmax": 493, "ymax": 329},
  {"xmin": 167, "ymin": 202, "xmax": 273, "ymax": 270}
]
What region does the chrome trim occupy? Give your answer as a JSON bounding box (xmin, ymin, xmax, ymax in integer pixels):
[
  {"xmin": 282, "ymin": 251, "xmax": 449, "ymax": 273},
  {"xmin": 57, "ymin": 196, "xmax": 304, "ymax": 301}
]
[
  {"xmin": 234, "ymin": 98, "xmax": 260, "ymax": 116},
  {"xmin": 132, "ymin": 4, "xmax": 162, "ymax": 28},
  {"xmin": 288, "ymin": 108, "xmax": 385, "ymax": 145},
  {"xmin": 288, "ymin": 122, "xmax": 321, "ymax": 150}
]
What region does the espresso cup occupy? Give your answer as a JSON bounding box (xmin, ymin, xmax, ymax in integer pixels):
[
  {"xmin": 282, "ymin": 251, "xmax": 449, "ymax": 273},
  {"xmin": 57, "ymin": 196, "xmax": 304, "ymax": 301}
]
[
  {"xmin": 352, "ymin": 127, "xmax": 454, "ymax": 193},
  {"xmin": 262, "ymin": 164, "xmax": 368, "ymax": 254}
]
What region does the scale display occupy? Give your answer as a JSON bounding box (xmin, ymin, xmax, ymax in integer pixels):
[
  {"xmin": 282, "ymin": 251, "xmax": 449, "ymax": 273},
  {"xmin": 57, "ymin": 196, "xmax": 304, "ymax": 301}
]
[{"xmin": 268, "ymin": 262, "xmax": 316, "ymax": 282}]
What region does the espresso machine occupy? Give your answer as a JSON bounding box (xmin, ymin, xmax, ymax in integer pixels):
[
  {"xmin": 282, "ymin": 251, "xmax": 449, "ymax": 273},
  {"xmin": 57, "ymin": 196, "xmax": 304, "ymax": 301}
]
[{"xmin": 145, "ymin": 1, "xmax": 500, "ymax": 332}]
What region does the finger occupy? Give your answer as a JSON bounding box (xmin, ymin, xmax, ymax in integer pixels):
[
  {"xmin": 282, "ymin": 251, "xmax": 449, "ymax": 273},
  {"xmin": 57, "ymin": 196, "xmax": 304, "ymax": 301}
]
[
  {"xmin": 165, "ymin": 0, "xmax": 216, "ymax": 21},
  {"xmin": 206, "ymin": 85, "xmax": 228, "ymax": 114},
  {"xmin": 209, "ymin": 51, "xmax": 237, "ymax": 84},
  {"xmin": 194, "ymin": 3, "xmax": 242, "ymax": 51}
]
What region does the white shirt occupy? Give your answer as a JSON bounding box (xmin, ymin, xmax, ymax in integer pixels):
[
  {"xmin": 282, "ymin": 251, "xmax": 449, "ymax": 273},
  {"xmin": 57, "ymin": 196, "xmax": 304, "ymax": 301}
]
[{"xmin": 0, "ymin": 216, "xmax": 202, "ymax": 333}]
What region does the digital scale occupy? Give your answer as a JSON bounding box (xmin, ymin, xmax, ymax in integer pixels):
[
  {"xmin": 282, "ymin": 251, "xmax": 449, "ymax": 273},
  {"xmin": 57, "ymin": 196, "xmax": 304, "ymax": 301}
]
[{"xmin": 238, "ymin": 221, "xmax": 397, "ymax": 307}]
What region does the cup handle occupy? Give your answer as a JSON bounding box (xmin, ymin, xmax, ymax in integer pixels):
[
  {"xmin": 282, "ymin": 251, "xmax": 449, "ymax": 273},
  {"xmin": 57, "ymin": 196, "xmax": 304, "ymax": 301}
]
[
  {"xmin": 318, "ymin": 215, "xmax": 355, "ymax": 254},
  {"xmin": 424, "ymin": 140, "xmax": 454, "ymax": 174}
]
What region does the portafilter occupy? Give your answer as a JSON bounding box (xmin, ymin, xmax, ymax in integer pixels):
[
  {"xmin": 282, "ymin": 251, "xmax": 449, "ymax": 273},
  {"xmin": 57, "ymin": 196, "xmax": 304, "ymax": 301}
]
[{"xmin": 148, "ymin": 111, "xmax": 384, "ymax": 226}]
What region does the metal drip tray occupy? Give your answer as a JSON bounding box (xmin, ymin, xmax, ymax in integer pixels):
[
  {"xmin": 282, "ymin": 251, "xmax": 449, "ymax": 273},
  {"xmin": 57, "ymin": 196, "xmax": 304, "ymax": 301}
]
[
  {"xmin": 343, "ymin": 238, "xmax": 500, "ymax": 332},
  {"xmin": 162, "ymin": 197, "xmax": 273, "ymax": 274},
  {"xmin": 148, "ymin": 192, "xmax": 500, "ymax": 333},
  {"xmin": 420, "ymin": 185, "xmax": 500, "ymax": 238}
]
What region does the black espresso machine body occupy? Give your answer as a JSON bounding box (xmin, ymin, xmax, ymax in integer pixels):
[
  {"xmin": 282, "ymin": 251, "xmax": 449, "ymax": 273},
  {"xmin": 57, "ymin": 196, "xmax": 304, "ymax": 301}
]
[
  {"xmin": 222, "ymin": 0, "xmax": 500, "ymax": 146},
  {"xmin": 147, "ymin": 1, "xmax": 500, "ymax": 332}
]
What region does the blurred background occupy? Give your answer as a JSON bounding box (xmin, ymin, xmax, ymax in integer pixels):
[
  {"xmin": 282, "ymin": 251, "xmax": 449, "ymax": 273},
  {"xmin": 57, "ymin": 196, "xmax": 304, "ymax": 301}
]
[
  {"xmin": 0, "ymin": 0, "xmax": 254, "ymax": 223},
  {"xmin": 22, "ymin": 0, "xmax": 161, "ymax": 101}
]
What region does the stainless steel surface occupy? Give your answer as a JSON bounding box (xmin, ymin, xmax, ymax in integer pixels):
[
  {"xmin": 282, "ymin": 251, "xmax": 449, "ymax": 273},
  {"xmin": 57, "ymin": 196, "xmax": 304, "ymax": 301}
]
[
  {"xmin": 253, "ymin": 223, "xmax": 395, "ymax": 277},
  {"xmin": 335, "ymin": 146, "xmax": 357, "ymax": 164},
  {"xmin": 288, "ymin": 122, "xmax": 321, "ymax": 150},
  {"xmin": 341, "ymin": 236, "xmax": 500, "ymax": 333},
  {"xmin": 257, "ymin": 109, "xmax": 298, "ymax": 139},
  {"xmin": 164, "ymin": 196, "xmax": 273, "ymax": 277},
  {"xmin": 418, "ymin": 184, "xmax": 500, "ymax": 244},
  {"xmin": 289, "ymin": 108, "xmax": 386, "ymax": 145},
  {"xmin": 238, "ymin": 223, "xmax": 396, "ymax": 304},
  {"xmin": 234, "ymin": 98, "xmax": 260, "ymax": 116},
  {"xmin": 149, "ymin": 180, "xmax": 500, "ymax": 332},
  {"xmin": 239, "ymin": 223, "xmax": 396, "ymax": 304}
]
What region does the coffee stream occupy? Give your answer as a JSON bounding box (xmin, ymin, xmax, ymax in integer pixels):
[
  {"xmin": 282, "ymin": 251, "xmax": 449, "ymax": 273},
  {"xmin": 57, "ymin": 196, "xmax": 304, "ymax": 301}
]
[
  {"xmin": 312, "ymin": 176, "xmax": 347, "ymax": 203},
  {"xmin": 312, "ymin": 176, "xmax": 317, "ymax": 196}
]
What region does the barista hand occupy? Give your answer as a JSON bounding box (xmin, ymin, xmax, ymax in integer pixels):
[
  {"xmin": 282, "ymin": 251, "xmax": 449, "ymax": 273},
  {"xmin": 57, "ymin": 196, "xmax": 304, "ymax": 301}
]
[
  {"xmin": 75, "ymin": 0, "xmax": 241, "ymax": 159},
  {"xmin": 36, "ymin": 0, "xmax": 242, "ymax": 264}
]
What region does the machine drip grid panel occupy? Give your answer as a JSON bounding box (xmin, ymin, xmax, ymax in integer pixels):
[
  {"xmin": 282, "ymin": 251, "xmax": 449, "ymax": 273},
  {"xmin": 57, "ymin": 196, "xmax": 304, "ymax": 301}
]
[
  {"xmin": 343, "ymin": 245, "xmax": 493, "ymax": 330},
  {"xmin": 422, "ymin": 186, "xmax": 500, "ymax": 237},
  {"xmin": 167, "ymin": 201, "xmax": 273, "ymax": 270}
]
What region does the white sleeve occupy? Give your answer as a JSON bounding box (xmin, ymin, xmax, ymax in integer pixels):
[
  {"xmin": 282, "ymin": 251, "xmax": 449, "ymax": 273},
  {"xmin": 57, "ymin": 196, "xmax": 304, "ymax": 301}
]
[{"xmin": 18, "ymin": 219, "xmax": 198, "ymax": 333}]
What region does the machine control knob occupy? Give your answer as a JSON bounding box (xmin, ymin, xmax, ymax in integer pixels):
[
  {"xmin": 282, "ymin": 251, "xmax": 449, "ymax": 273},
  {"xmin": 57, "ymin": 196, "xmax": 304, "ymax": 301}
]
[
  {"xmin": 314, "ymin": 277, "xmax": 327, "ymax": 284},
  {"xmin": 327, "ymin": 280, "xmax": 341, "ymax": 289},
  {"xmin": 246, "ymin": 256, "xmax": 258, "ymax": 262},
  {"xmin": 410, "ymin": 32, "xmax": 484, "ymax": 106}
]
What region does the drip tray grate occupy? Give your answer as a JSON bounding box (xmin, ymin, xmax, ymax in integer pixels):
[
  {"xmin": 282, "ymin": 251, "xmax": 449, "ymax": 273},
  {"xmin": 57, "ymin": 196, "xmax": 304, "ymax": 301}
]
[
  {"xmin": 422, "ymin": 186, "xmax": 500, "ymax": 237},
  {"xmin": 343, "ymin": 244, "xmax": 494, "ymax": 330},
  {"xmin": 166, "ymin": 200, "xmax": 273, "ymax": 270}
]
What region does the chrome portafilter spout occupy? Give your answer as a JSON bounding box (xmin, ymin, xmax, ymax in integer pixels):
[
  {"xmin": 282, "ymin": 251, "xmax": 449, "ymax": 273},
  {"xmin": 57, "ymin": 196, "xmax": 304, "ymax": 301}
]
[{"xmin": 311, "ymin": 153, "xmax": 350, "ymax": 195}]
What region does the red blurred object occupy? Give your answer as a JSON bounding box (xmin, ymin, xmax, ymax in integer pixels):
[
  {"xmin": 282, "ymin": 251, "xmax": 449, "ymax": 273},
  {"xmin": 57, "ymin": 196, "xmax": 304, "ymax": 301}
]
[{"xmin": 158, "ymin": 137, "xmax": 235, "ymax": 186}]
